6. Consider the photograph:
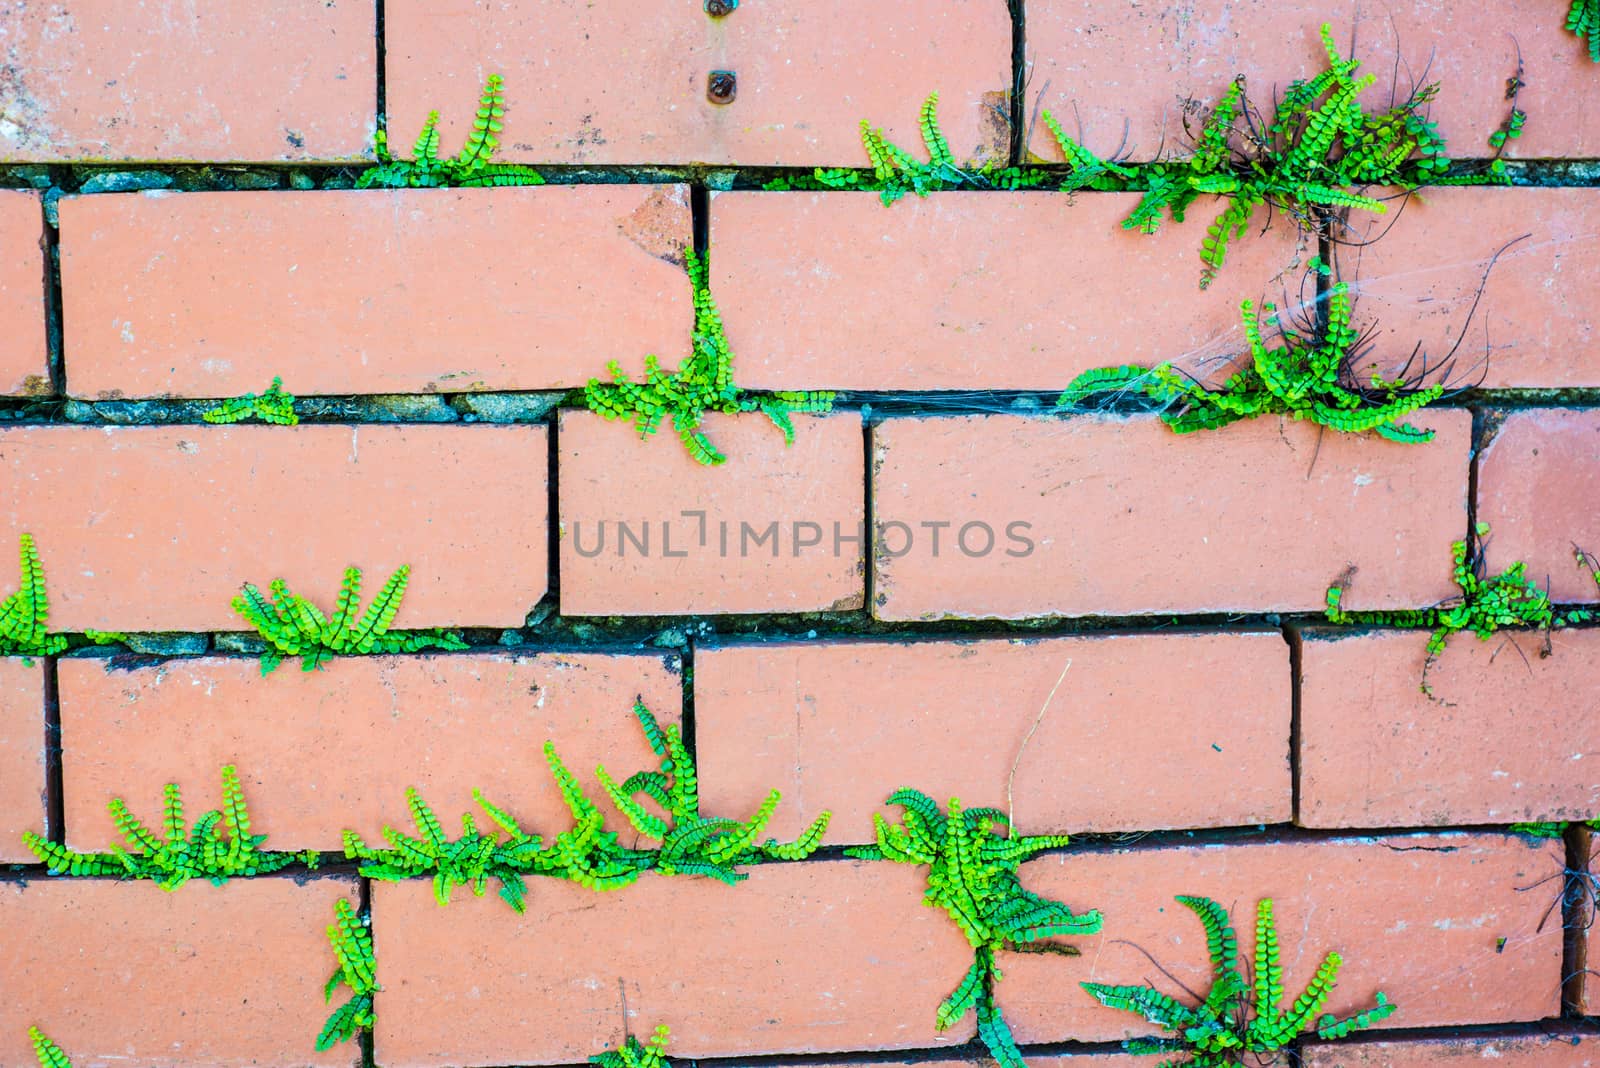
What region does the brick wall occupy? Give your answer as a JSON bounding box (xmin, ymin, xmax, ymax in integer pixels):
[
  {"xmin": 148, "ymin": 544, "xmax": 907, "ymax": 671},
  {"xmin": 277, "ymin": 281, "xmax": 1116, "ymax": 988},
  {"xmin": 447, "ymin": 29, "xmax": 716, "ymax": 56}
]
[{"xmin": 2, "ymin": 2, "xmax": 1598, "ymax": 1067}]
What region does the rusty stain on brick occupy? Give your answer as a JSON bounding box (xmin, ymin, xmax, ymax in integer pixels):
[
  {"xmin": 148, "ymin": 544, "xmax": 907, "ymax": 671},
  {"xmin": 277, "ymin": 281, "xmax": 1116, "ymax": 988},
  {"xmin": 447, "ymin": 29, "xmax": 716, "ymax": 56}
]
[
  {"xmin": 20, "ymin": 374, "xmax": 49, "ymax": 396},
  {"xmin": 616, "ymin": 185, "xmax": 690, "ymax": 267},
  {"xmin": 976, "ymin": 89, "xmax": 1010, "ymax": 162}
]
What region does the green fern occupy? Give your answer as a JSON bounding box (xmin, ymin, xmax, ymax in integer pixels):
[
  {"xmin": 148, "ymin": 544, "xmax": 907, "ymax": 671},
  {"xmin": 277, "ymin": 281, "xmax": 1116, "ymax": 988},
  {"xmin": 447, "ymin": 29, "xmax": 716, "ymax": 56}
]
[
  {"xmin": 849, "ymin": 789, "xmax": 1100, "ymax": 1068},
  {"xmin": 360, "ymin": 74, "xmax": 545, "ymax": 188},
  {"xmin": 1512, "ymin": 817, "xmax": 1600, "ymax": 839},
  {"xmin": 28, "ymin": 1029, "xmax": 71, "ymax": 1068},
  {"xmin": 1084, "ymin": 896, "xmax": 1395, "ymax": 1065},
  {"xmin": 584, "ymin": 248, "xmax": 834, "ymax": 465},
  {"xmin": 318, "ymin": 897, "xmax": 379, "ymax": 1051},
  {"xmin": 231, "ymin": 564, "xmax": 467, "ymax": 675},
  {"xmin": 0, "ymin": 533, "xmax": 66, "ymax": 657},
  {"xmin": 591, "ymin": 1024, "xmax": 672, "ymax": 1068},
  {"xmin": 1057, "ymin": 283, "xmax": 1441, "ymax": 441},
  {"xmin": 23, "ymin": 765, "xmax": 313, "ymax": 890},
  {"xmin": 1326, "ymin": 525, "xmax": 1600, "ymax": 695},
  {"xmin": 1570, "ymin": 1, "xmax": 1600, "ymax": 61},
  {"xmin": 589, "ymin": 699, "xmax": 833, "ymax": 881},
  {"xmin": 201, "ymin": 377, "xmax": 299, "ymax": 426}
]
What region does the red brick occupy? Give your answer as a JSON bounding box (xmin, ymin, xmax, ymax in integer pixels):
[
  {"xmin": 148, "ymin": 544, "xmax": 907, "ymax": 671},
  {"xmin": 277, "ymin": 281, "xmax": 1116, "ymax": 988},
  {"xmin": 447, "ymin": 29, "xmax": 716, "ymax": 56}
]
[
  {"xmin": 1299, "ymin": 628, "xmax": 1600, "ymax": 828},
  {"xmin": 0, "ymin": 877, "xmax": 359, "ymax": 1067},
  {"xmin": 695, "ymin": 632, "xmax": 1290, "ymax": 842},
  {"xmin": 60, "ymin": 187, "xmax": 692, "ymax": 399},
  {"xmin": 58, "ymin": 651, "xmax": 680, "ymax": 852},
  {"xmin": 0, "ymin": 189, "xmax": 48, "ymax": 396},
  {"xmin": 1303, "ymin": 1030, "xmax": 1600, "ymax": 1066},
  {"xmin": 0, "ymin": 425, "xmax": 548, "ymax": 632},
  {"xmin": 744, "ymin": 1058, "xmax": 1159, "ymax": 1068},
  {"xmin": 1580, "ymin": 824, "xmax": 1598, "ymax": 1016},
  {"xmin": 386, "ymin": 0, "xmax": 1010, "ymax": 167},
  {"xmin": 1025, "ymin": 2, "xmax": 1595, "ymax": 163},
  {"xmin": 0, "ymin": 1, "xmax": 374, "ymax": 162},
  {"xmin": 1347, "ymin": 189, "xmax": 1600, "ymax": 389},
  {"xmin": 372, "ymin": 860, "xmax": 973, "ymax": 1067},
  {"xmin": 1000, "ymin": 833, "xmax": 1565, "ymax": 1043},
  {"xmin": 0, "ymin": 658, "xmax": 45, "ymax": 862},
  {"xmin": 711, "ymin": 190, "xmax": 1309, "ymax": 391},
  {"xmin": 558, "ymin": 411, "xmax": 864, "ymax": 615},
  {"xmin": 1477, "ymin": 409, "xmax": 1600, "ymax": 604},
  {"xmin": 871, "ymin": 411, "xmax": 1470, "ymax": 620}
]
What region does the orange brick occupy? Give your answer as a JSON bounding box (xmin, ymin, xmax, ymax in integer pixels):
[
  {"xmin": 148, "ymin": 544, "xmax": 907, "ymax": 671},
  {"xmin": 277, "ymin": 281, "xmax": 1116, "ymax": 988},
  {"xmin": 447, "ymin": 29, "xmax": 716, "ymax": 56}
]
[
  {"xmin": 0, "ymin": 877, "xmax": 359, "ymax": 1067},
  {"xmin": 385, "ymin": 0, "xmax": 1011, "ymax": 167},
  {"xmin": 0, "ymin": 425, "xmax": 548, "ymax": 632},
  {"xmin": 1000, "ymin": 833, "xmax": 1565, "ymax": 1043},
  {"xmin": 695, "ymin": 633, "xmax": 1291, "ymax": 842},
  {"xmin": 710, "ymin": 191, "xmax": 1308, "ymax": 391},
  {"xmin": 1303, "ymin": 1030, "xmax": 1600, "ymax": 1066},
  {"xmin": 0, "ymin": 190, "xmax": 48, "ymax": 396},
  {"xmin": 58, "ymin": 651, "xmax": 680, "ymax": 852},
  {"xmin": 1347, "ymin": 189, "xmax": 1600, "ymax": 389},
  {"xmin": 60, "ymin": 187, "xmax": 692, "ymax": 399},
  {"xmin": 1299, "ymin": 628, "xmax": 1600, "ymax": 828},
  {"xmin": 1025, "ymin": 2, "xmax": 1594, "ymax": 163},
  {"xmin": 558, "ymin": 411, "xmax": 864, "ymax": 615},
  {"xmin": 871, "ymin": 411, "xmax": 1469, "ymax": 620},
  {"xmin": 1581, "ymin": 824, "xmax": 1598, "ymax": 1016},
  {"xmin": 1477, "ymin": 409, "xmax": 1600, "ymax": 604},
  {"xmin": 372, "ymin": 860, "xmax": 974, "ymax": 1067},
  {"xmin": 0, "ymin": 1, "xmax": 374, "ymax": 162},
  {"xmin": 0, "ymin": 658, "xmax": 45, "ymax": 862}
]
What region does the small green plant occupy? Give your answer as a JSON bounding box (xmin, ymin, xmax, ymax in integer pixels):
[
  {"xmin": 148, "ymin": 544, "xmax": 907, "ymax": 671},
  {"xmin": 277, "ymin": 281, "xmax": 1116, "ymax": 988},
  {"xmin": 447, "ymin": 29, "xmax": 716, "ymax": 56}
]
[
  {"xmin": 1513, "ymin": 817, "xmax": 1600, "ymax": 839},
  {"xmin": 202, "ymin": 376, "xmax": 299, "ymax": 426},
  {"xmin": 360, "ymin": 74, "xmax": 545, "ymax": 188},
  {"xmin": 23, "ymin": 765, "xmax": 312, "ymax": 890},
  {"xmin": 849, "ymin": 789, "xmax": 1101, "ymax": 1068},
  {"xmin": 584, "ymin": 248, "xmax": 834, "ymax": 465},
  {"xmin": 347, "ymin": 701, "xmax": 831, "ymax": 909},
  {"xmin": 1083, "ymin": 896, "xmax": 1396, "ymax": 1064},
  {"xmin": 232, "ymin": 564, "xmax": 467, "ymax": 675},
  {"xmin": 591, "ymin": 1025, "xmax": 672, "ymax": 1068},
  {"xmin": 28, "ymin": 1029, "xmax": 71, "ymax": 1068},
  {"xmin": 1569, "ymin": 1, "xmax": 1600, "ymax": 61},
  {"xmin": 1326, "ymin": 525, "xmax": 1599, "ymax": 695},
  {"xmin": 318, "ymin": 897, "xmax": 378, "ymax": 1051},
  {"xmin": 0, "ymin": 534, "xmax": 66, "ymax": 657},
  {"xmin": 1058, "ymin": 283, "xmax": 1441, "ymax": 442},
  {"xmin": 592, "ymin": 700, "xmax": 833, "ymax": 882}
]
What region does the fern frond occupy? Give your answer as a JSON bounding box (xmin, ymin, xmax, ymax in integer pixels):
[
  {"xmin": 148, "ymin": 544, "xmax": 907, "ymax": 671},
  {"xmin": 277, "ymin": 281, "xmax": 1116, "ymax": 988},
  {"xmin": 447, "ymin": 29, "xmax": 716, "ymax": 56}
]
[
  {"xmin": 358, "ymin": 75, "xmax": 543, "ymax": 189},
  {"xmin": 0, "ymin": 534, "xmax": 67, "ymax": 657},
  {"xmin": 29, "ymin": 1028, "xmax": 73, "ymax": 1068}
]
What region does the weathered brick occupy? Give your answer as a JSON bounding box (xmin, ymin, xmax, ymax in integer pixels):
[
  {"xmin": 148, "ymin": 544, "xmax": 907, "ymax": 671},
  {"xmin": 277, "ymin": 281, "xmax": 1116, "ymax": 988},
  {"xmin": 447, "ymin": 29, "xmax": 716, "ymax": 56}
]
[
  {"xmin": 385, "ymin": 0, "xmax": 1011, "ymax": 166},
  {"xmin": 1303, "ymin": 1030, "xmax": 1600, "ymax": 1066},
  {"xmin": 1000, "ymin": 833, "xmax": 1565, "ymax": 1043},
  {"xmin": 0, "ymin": 425, "xmax": 548, "ymax": 632},
  {"xmin": 372, "ymin": 860, "xmax": 973, "ymax": 1067},
  {"xmin": 1025, "ymin": 2, "xmax": 1595, "ymax": 163},
  {"xmin": 710, "ymin": 190, "xmax": 1308, "ymax": 390},
  {"xmin": 871, "ymin": 411, "xmax": 1469, "ymax": 620},
  {"xmin": 1299, "ymin": 628, "xmax": 1600, "ymax": 828},
  {"xmin": 0, "ymin": 1, "xmax": 374, "ymax": 162},
  {"xmin": 60, "ymin": 187, "xmax": 692, "ymax": 399},
  {"xmin": 1477, "ymin": 409, "xmax": 1600, "ymax": 603},
  {"xmin": 0, "ymin": 658, "xmax": 45, "ymax": 862},
  {"xmin": 695, "ymin": 632, "xmax": 1290, "ymax": 842},
  {"xmin": 58, "ymin": 651, "xmax": 680, "ymax": 852},
  {"xmin": 740, "ymin": 1058, "xmax": 1159, "ymax": 1068},
  {"xmin": 1580, "ymin": 824, "xmax": 1598, "ymax": 1017},
  {"xmin": 0, "ymin": 877, "xmax": 359, "ymax": 1067},
  {"xmin": 1348, "ymin": 189, "xmax": 1600, "ymax": 389},
  {"xmin": 558, "ymin": 411, "xmax": 864, "ymax": 615},
  {"xmin": 0, "ymin": 189, "xmax": 48, "ymax": 396}
]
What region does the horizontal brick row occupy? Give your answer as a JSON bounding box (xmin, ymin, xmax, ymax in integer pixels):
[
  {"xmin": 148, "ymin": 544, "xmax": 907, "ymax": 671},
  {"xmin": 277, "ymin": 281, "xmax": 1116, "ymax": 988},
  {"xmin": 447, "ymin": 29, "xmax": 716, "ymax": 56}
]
[
  {"xmin": 370, "ymin": 834, "xmax": 1562, "ymax": 1065},
  {"xmin": 59, "ymin": 187, "xmax": 693, "ymax": 399},
  {"xmin": 57, "ymin": 651, "xmax": 681, "ymax": 852},
  {"xmin": 0, "ymin": 1, "xmax": 375, "ymax": 162},
  {"xmin": 385, "ymin": 0, "xmax": 1011, "ymax": 167},
  {"xmin": 0, "ymin": 189, "xmax": 48, "ymax": 396},
  {"xmin": 1302, "ymin": 1031, "xmax": 1600, "ymax": 1066},
  {"xmin": 1025, "ymin": 1, "xmax": 1599, "ymax": 161},
  {"xmin": 53, "ymin": 187, "xmax": 1600, "ymax": 397},
  {"xmin": 0, "ymin": 877, "xmax": 359, "ymax": 1068},
  {"xmin": 0, "ymin": 424, "xmax": 548, "ymax": 631}
]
